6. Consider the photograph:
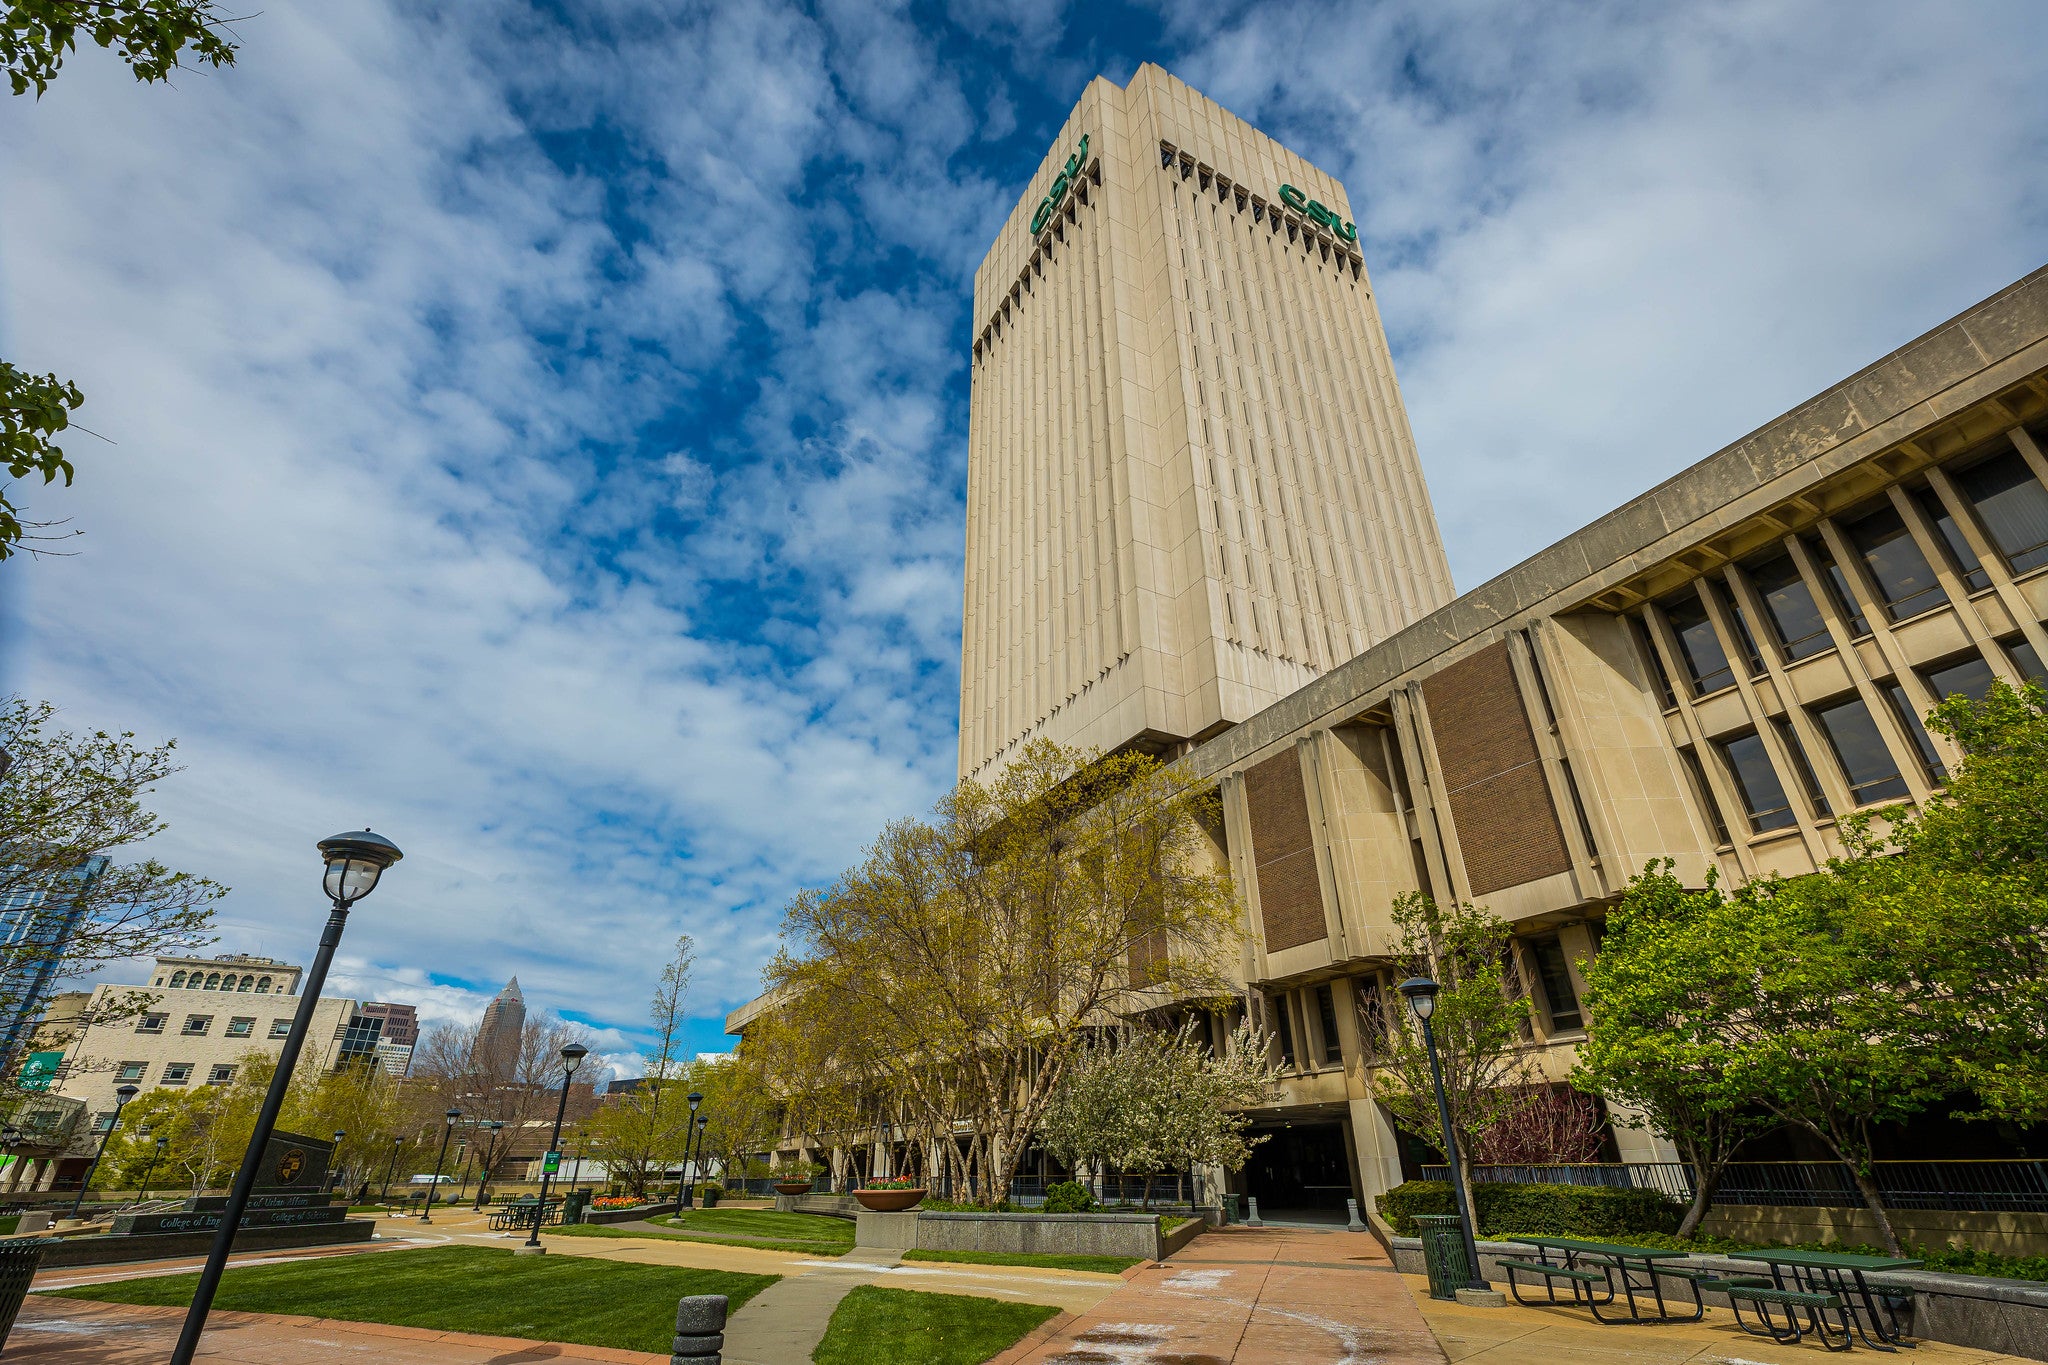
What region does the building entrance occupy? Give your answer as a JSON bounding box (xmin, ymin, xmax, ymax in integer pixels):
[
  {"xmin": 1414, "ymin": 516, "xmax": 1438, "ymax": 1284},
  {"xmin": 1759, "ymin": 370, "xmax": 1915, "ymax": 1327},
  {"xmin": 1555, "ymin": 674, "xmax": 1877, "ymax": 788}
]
[{"xmin": 1242, "ymin": 1122, "xmax": 1354, "ymax": 1214}]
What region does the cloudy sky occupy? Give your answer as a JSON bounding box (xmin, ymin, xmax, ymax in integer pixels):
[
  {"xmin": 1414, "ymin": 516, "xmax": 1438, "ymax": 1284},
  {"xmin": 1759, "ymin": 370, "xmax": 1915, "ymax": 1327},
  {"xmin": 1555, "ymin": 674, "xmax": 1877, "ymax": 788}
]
[{"xmin": 3, "ymin": 1, "xmax": 2044, "ymax": 1075}]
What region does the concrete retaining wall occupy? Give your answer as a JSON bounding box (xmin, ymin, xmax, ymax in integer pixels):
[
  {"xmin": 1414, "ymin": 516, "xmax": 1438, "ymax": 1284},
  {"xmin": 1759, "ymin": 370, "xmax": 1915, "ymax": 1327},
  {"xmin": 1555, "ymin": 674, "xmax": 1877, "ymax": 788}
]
[
  {"xmin": 855, "ymin": 1209, "xmax": 1181, "ymax": 1260},
  {"xmin": 17, "ymin": 1218, "xmax": 377, "ymax": 1268},
  {"xmin": 1390, "ymin": 1236, "xmax": 2048, "ymax": 1362},
  {"xmin": 579, "ymin": 1201, "xmax": 679, "ymax": 1225},
  {"xmin": 774, "ymin": 1193, "xmax": 862, "ymax": 1219},
  {"xmin": 1701, "ymin": 1205, "xmax": 2048, "ymax": 1259}
]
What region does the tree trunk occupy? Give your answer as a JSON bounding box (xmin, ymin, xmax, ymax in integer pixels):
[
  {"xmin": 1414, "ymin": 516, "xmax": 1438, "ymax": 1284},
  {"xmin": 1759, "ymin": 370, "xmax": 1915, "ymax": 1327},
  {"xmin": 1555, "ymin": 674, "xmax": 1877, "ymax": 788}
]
[{"xmin": 1847, "ymin": 1161, "xmax": 1903, "ymax": 1256}]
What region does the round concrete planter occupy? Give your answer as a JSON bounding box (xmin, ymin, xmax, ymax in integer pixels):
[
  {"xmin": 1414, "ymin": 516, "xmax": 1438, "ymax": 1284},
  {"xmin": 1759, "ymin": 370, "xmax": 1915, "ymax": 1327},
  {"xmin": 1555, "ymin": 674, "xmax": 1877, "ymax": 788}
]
[
  {"xmin": 853, "ymin": 1187, "xmax": 926, "ymax": 1212},
  {"xmin": 773, "ymin": 1182, "xmax": 813, "ymax": 1196}
]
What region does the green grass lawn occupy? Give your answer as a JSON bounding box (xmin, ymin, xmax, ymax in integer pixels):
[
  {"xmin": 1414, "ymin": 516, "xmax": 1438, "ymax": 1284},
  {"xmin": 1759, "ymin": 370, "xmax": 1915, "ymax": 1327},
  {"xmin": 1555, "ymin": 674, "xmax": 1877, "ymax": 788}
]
[
  {"xmin": 50, "ymin": 1244, "xmax": 776, "ymax": 1354},
  {"xmin": 901, "ymin": 1248, "xmax": 1140, "ymax": 1274},
  {"xmin": 551, "ymin": 1208, "xmax": 852, "ymax": 1257},
  {"xmin": 813, "ymin": 1285, "xmax": 1058, "ymax": 1365}
]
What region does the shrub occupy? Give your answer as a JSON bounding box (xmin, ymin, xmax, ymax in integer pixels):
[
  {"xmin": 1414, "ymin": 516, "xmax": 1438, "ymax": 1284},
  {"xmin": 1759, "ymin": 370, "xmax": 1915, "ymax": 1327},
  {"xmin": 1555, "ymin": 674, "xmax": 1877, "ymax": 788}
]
[
  {"xmin": 1376, "ymin": 1180, "xmax": 1683, "ymax": 1239},
  {"xmin": 1041, "ymin": 1181, "xmax": 1097, "ymax": 1214}
]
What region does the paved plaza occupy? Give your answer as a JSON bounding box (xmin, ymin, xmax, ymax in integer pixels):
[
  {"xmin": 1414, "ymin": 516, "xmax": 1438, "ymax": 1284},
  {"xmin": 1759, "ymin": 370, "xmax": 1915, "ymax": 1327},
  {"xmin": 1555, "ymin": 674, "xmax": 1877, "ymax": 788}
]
[{"xmin": 8, "ymin": 1211, "xmax": 2042, "ymax": 1365}]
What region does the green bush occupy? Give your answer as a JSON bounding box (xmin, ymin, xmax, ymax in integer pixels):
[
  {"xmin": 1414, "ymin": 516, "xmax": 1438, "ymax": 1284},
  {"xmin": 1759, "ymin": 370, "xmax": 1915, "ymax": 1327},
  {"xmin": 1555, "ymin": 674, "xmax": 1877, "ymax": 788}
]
[
  {"xmin": 1041, "ymin": 1181, "xmax": 1097, "ymax": 1214},
  {"xmin": 1376, "ymin": 1180, "xmax": 1683, "ymax": 1239}
]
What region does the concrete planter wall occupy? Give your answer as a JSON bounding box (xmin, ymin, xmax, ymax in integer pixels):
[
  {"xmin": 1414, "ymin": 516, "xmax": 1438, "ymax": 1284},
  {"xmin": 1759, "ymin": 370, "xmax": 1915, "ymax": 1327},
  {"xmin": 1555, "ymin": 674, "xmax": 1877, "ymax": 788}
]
[
  {"xmin": 579, "ymin": 1201, "xmax": 679, "ymax": 1225},
  {"xmin": 17, "ymin": 1219, "xmax": 376, "ymax": 1268},
  {"xmin": 1390, "ymin": 1236, "xmax": 2048, "ymax": 1363},
  {"xmin": 857, "ymin": 1209, "xmax": 1200, "ymax": 1261}
]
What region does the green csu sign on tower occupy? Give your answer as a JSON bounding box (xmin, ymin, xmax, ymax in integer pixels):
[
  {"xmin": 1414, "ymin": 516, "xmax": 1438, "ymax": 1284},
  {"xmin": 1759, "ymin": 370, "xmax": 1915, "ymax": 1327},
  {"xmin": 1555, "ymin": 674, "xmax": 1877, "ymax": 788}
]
[
  {"xmin": 1279, "ymin": 184, "xmax": 1357, "ymax": 243},
  {"xmin": 1031, "ymin": 134, "xmax": 1090, "ymax": 234}
]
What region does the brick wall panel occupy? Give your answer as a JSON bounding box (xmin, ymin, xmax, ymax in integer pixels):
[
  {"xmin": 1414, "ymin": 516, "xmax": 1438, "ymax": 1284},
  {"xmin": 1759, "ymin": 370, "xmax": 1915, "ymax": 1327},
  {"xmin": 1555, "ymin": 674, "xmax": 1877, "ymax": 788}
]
[
  {"xmin": 1421, "ymin": 642, "xmax": 1572, "ymax": 896},
  {"xmin": 1244, "ymin": 747, "xmax": 1328, "ymax": 951}
]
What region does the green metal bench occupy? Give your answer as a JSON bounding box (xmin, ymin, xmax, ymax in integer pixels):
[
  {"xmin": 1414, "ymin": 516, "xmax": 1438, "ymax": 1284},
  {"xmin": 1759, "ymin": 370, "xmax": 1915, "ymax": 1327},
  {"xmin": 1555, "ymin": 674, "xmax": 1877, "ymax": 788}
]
[
  {"xmin": 1727, "ymin": 1284, "xmax": 1853, "ymax": 1352},
  {"xmin": 1496, "ymin": 1257, "xmax": 1614, "ymax": 1308}
]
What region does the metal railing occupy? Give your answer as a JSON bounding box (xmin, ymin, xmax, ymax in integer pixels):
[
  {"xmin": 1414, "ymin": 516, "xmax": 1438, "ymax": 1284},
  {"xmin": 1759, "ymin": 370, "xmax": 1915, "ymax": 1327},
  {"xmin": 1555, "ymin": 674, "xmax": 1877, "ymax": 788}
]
[{"xmin": 1418, "ymin": 1160, "xmax": 2048, "ymax": 1213}]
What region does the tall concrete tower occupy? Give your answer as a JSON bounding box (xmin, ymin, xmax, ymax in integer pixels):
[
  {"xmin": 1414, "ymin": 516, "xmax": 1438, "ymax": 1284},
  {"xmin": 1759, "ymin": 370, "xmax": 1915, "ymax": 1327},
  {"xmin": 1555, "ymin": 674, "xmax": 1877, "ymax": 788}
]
[
  {"xmin": 959, "ymin": 65, "xmax": 1455, "ymax": 781},
  {"xmin": 475, "ymin": 976, "xmax": 525, "ymax": 1072}
]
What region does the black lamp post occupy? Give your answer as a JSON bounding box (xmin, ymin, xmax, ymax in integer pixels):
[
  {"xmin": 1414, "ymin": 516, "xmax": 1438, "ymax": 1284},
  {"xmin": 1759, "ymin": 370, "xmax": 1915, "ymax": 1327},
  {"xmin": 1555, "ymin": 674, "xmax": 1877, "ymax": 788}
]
[
  {"xmin": 171, "ymin": 829, "xmax": 403, "ymax": 1365},
  {"xmin": 472, "ymin": 1121, "xmax": 503, "ymax": 1210},
  {"xmin": 421, "ymin": 1108, "xmax": 460, "ymax": 1225},
  {"xmin": 331, "ymin": 1130, "xmax": 347, "ymax": 1194},
  {"xmin": 68, "ymin": 1082, "xmax": 139, "ymax": 1219},
  {"xmin": 694, "ymin": 1113, "xmax": 710, "ymax": 1198},
  {"xmin": 140, "ymin": 1136, "xmax": 169, "ymax": 1200},
  {"xmin": 679, "ymin": 1090, "xmax": 704, "ymax": 1208},
  {"xmin": 522, "ymin": 1042, "xmax": 588, "ymax": 1252},
  {"xmin": 381, "ymin": 1136, "xmax": 403, "ymax": 1207},
  {"xmin": 1397, "ymin": 976, "xmax": 1487, "ymax": 1291},
  {"xmin": 1, "ymin": 1125, "xmax": 21, "ymax": 1198}
]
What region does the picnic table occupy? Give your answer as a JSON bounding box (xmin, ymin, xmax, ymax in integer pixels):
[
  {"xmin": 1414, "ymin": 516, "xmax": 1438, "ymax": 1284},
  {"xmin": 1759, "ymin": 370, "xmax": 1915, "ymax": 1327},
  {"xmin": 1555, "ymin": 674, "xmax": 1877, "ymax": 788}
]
[
  {"xmin": 1502, "ymin": 1236, "xmax": 1756, "ymax": 1324},
  {"xmin": 487, "ymin": 1198, "xmax": 562, "ymax": 1233},
  {"xmin": 1729, "ymin": 1248, "xmax": 1921, "ymax": 1351}
]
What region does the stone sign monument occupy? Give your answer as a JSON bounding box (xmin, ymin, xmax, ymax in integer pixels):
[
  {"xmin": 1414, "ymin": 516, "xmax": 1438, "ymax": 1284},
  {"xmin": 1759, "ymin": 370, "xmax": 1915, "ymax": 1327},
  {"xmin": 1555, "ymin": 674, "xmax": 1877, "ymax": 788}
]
[{"xmin": 110, "ymin": 1129, "xmax": 345, "ymax": 1237}]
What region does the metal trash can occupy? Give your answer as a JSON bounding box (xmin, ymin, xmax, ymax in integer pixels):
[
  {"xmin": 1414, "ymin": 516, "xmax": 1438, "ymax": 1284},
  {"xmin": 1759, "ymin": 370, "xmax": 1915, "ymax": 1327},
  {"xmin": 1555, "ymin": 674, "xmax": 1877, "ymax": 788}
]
[
  {"xmin": 0, "ymin": 1238, "xmax": 47, "ymax": 1350},
  {"xmin": 562, "ymin": 1189, "xmax": 592, "ymax": 1224},
  {"xmin": 1414, "ymin": 1214, "xmax": 1473, "ymax": 1302},
  {"xmin": 1219, "ymin": 1193, "xmax": 1241, "ymax": 1225}
]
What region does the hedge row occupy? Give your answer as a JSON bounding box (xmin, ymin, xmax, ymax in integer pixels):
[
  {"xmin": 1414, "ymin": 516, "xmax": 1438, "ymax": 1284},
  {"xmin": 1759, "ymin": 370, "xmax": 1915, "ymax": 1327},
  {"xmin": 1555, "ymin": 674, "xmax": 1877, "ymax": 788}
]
[{"xmin": 1376, "ymin": 1180, "xmax": 1683, "ymax": 1239}]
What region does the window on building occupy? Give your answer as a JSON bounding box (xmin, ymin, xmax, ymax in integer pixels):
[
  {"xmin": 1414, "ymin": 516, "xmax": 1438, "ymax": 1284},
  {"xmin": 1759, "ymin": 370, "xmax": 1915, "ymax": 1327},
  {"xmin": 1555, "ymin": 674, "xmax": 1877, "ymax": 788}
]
[
  {"xmin": 269, "ymin": 1018, "xmax": 291, "ymax": 1039},
  {"xmin": 1527, "ymin": 935, "xmax": 1584, "ymax": 1032},
  {"xmin": 226, "ymin": 1016, "xmax": 255, "ymax": 1038},
  {"xmin": 1812, "ymin": 697, "xmax": 1909, "ymax": 806},
  {"xmin": 1715, "ymin": 582, "xmax": 1766, "ymax": 677},
  {"xmin": 1883, "ymin": 683, "xmax": 1945, "ymax": 782},
  {"xmin": 1354, "ymin": 978, "xmax": 1390, "ymax": 1057},
  {"xmin": 1661, "ymin": 593, "xmax": 1735, "ymax": 695},
  {"xmin": 182, "ymin": 1015, "xmax": 212, "ymax": 1036},
  {"xmin": 1746, "ymin": 555, "xmax": 1833, "ymax": 661},
  {"xmin": 1772, "ymin": 717, "xmax": 1832, "ymax": 817},
  {"xmin": 1955, "ymin": 448, "xmax": 2048, "ymax": 576},
  {"xmin": 1924, "ymin": 653, "xmax": 1997, "ymax": 702},
  {"xmin": 204, "ymin": 972, "xmax": 221, "ymax": 989},
  {"xmin": 162, "ymin": 1063, "xmax": 192, "ymax": 1085},
  {"xmin": 257, "ymin": 976, "xmax": 273, "ymax": 993},
  {"xmin": 1915, "ymin": 488, "xmax": 1991, "ymax": 590},
  {"xmin": 1807, "ymin": 537, "xmax": 1872, "ymax": 638},
  {"xmin": 169, "ymin": 971, "xmax": 187, "ymax": 988},
  {"xmin": 1718, "ymin": 731, "xmax": 1796, "ymax": 832},
  {"xmin": 1314, "ymin": 984, "xmax": 1343, "ymax": 1064},
  {"xmin": 92, "ymin": 1112, "xmax": 117, "ymax": 1133},
  {"xmin": 2007, "ymin": 637, "xmax": 2047, "ymax": 683},
  {"xmin": 116, "ymin": 1061, "xmax": 146, "ymax": 1081},
  {"xmin": 1678, "ymin": 747, "xmax": 1731, "ymax": 846},
  {"xmin": 1845, "ymin": 505, "xmax": 1948, "ymax": 620},
  {"xmin": 135, "ymin": 1013, "xmax": 167, "ymax": 1034},
  {"xmin": 237, "ymin": 975, "xmax": 254, "ymax": 992},
  {"xmin": 1630, "ymin": 614, "xmax": 1677, "ymax": 708},
  {"xmin": 1270, "ymin": 995, "xmax": 1297, "ymax": 1068},
  {"xmin": 207, "ymin": 1064, "xmax": 236, "ymax": 1085}
]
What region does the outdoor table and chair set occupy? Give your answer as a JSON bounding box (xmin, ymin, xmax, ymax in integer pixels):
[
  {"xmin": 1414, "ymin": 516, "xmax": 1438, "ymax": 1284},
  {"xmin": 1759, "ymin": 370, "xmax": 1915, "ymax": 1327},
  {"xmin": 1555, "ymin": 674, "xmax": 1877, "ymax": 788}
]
[
  {"xmin": 486, "ymin": 1197, "xmax": 565, "ymax": 1232},
  {"xmin": 1495, "ymin": 1235, "xmax": 1920, "ymax": 1351}
]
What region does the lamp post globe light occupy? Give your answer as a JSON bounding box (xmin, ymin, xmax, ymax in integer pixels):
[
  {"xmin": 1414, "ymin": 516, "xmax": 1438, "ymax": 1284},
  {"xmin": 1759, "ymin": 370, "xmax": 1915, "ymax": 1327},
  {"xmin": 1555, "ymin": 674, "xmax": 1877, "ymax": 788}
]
[
  {"xmin": 331, "ymin": 1130, "xmax": 347, "ymax": 1193},
  {"xmin": 1397, "ymin": 976, "xmax": 1489, "ymax": 1294},
  {"xmin": 381, "ymin": 1136, "xmax": 403, "ymax": 1207},
  {"xmin": 143, "ymin": 1135, "xmax": 169, "ymax": 1201},
  {"xmin": 170, "ymin": 829, "xmax": 402, "ymax": 1365},
  {"xmin": 421, "ymin": 1109, "xmax": 460, "ymax": 1225},
  {"xmin": 521, "ymin": 1042, "xmax": 588, "ymax": 1253},
  {"xmin": 679, "ymin": 1090, "xmax": 704, "ymax": 1209},
  {"xmin": 694, "ymin": 1114, "xmax": 710, "ymax": 1197},
  {"xmin": 69, "ymin": 1082, "xmax": 139, "ymax": 1219}
]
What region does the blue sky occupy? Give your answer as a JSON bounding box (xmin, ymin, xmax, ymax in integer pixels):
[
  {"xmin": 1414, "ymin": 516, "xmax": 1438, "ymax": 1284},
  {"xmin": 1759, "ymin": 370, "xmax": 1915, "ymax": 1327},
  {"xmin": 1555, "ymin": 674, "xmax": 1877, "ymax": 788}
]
[{"xmin": 2, "ymin": 1, "xmax": 2045, "ymax": 1076}]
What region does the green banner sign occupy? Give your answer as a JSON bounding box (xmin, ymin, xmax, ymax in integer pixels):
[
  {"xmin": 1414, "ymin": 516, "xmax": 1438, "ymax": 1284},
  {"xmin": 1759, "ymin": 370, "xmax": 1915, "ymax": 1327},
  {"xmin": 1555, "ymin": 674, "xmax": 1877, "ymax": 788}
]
[
  {"xmin": 1030, "ymin": 134, "xmax": 1091, "ymax": 235},
  {"xmin": 543, "ymin": 1150, "xmax": 562, "ymax": 1174},
  {"xmin": 1278, "ymin": 184, "xmax": 1357, "ymax": 244}
]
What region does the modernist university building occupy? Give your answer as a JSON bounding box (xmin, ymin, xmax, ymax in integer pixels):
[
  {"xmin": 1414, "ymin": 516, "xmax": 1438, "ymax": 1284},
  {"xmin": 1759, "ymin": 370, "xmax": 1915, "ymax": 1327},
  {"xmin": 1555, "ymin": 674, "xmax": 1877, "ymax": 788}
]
[{"xmin": 742, "ymin": 64, "xmax": 2048, "ymax": 1218}]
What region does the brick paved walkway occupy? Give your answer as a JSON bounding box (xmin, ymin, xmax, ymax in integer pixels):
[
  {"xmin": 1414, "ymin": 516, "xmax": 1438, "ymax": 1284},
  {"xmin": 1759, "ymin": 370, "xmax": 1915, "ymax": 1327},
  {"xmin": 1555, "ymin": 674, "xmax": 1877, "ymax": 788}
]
[{"xmin": 997, "ymin": 1225, "xmax": 1447, "ymax": 1365}]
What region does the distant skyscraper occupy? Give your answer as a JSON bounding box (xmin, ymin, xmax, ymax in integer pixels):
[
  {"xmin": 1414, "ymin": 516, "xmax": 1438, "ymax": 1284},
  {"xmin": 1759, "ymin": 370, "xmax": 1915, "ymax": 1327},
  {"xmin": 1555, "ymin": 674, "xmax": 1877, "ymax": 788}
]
[
  {"xmin": 0, "ymin": 855, "xmax": 108, "ymax": 1067},
  {"xmin": 358, "ymin": 1001, "xmax": 418, "ymax": 1046},
  {"xmin": 475, "ymin": 977, "xmax": 525, "ymax": 1072}
]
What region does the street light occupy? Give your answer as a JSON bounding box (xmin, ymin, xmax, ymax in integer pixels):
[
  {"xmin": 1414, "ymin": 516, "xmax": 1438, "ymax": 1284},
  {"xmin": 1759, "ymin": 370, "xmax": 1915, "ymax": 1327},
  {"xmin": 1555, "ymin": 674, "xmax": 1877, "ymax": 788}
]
[
  {"xmin": 331, "ymin": 1130, "xmax": 347, "ymax": 1194},
  {"xmin": 522, "ymin": 1042, "xmax": 587, "ymax": 1253},
  {"xmin": 679, "ymin": 1091, "xmax": 704, "ymax": 1209},
  {"xmin": 421, "ymin": 1109, "xmax": 460, "ymax": 1225},
  {"xmin": 472, "ymin": 1121, "xmax": 503, "ymax": 1210},
  {"xmin": 1397, "ymin": 976, "xmax": 1488, "ymax": 1293},
  {"xmin": 380, "ymin": 1136, "xmax": 403, "ymax": 1207},
  {"xmin": 171, "ymin": 829, "xmax": 403, "ymax": 1365},
  {"xmin": 68, "ymin": 1082, "xmax": 139, "ymax": 1219},
  {"xmin": 140, "ymin": 1136, "xmax": 169, "ymax": 1200},
  {"xmin": 693, "ymin": 1113, "xmax": 710, "ymax": 1200}
]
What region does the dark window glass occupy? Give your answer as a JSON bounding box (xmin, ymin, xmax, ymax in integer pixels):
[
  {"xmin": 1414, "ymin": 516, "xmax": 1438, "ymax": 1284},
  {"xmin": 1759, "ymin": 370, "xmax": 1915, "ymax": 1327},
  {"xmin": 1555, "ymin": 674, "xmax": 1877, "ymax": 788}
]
[
  {"xmin": 1315, "ymin": 984, "xmax": 1342, "ymax": 1064},
  {"xmin": 1916, "ymin": 488, "xmax": 1990, "ymax": 591},
  {"xmin": 1559, "ymin": 758, "xmax": 1600, "ymax": 858},
  {"xmin": 1678, "ymin": 748, "xmax": 1731, "ymax": 846},
  {"xmin": 1845, "ymin": 505, "xmax": 1948, "ymax": 620},
  {"xmin": 1813, "ymin": 697, "xmax": 1909, "ymax": 805},
  {"xmin": 1715, "ymin": 582, "xmax": 1766, "ymax": 676},
  {"xmin": 1271, "ymin": 996, "xmax": 1296, "ymax": 1067},
  {"xmin": 1354, "ymin": 978, "xmax": 1390, "ymax": 1057},
  {"xmin": 1747, "ymin": 555, "xmax": 1832, "ymax": 661},
  {"xmin": 1718, "ymin": 732, "xmax": 1796, "ymax": 832},
  {"xmin": 1924, "ymin": 653, "xmax": 1996, "ymax": 702},
  {"xmin": 1527, "ymin": 936, "xmax": 1583, "ymax": 1032},
  {"xmin": 1883, "ymin": 682, "xmax": 1945, "ymax": 782},
  {"xmin": 1662, "ymin": 593, "xmax": 1734, "ymax": 695},
  {"xmin": 1808, "ymin": 537, "xmax": 1872, "ymax": 637},
  {"xmin": 1631, "ymin": 614, "xmax": 1677, "ymax": 708},
  {"xmin": 1772, "ymin": 717, "xmax": 1832, "ymax": 817},
  {"xmin": 1957, "ymin": 449, "xmax": 2048, "ymax": 575},
  {"xmin": 2008, "ymin": 638, "xmax": 2046, "ymax": 684}
]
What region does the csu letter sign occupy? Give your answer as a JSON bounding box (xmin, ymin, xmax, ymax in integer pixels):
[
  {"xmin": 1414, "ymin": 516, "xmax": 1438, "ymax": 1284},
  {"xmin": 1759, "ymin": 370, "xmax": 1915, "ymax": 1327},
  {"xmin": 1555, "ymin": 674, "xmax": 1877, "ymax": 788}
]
[
  {"xmin": 1278, "ymin": 184, "xmax": 1357, "ymax": 243},
  {"xmin": 1030, "ymin": 134, "xmax": 1090, "ymax": 235}
]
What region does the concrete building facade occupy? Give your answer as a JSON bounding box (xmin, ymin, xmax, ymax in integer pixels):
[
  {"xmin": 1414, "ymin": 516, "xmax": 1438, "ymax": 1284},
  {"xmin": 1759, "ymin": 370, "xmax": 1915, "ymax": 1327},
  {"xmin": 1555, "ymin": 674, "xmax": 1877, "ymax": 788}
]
[{"xmin": 959, "ymin": 65, "xmax": 1454, "ymax": 782}]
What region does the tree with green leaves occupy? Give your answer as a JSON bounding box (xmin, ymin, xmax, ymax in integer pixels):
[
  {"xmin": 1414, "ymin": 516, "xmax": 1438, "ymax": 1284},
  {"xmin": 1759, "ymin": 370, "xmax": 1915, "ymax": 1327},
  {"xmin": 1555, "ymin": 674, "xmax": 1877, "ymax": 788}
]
[
  {"xmin": 0, "ymin": 697, "xmax": 225, "ymax": 1083},
  {"xmin": 1, "ymin": 0, "xmax": 240, "ymax": 557},
  {"xmin": 1370, "ymin": 892, "xmax": 1535, "ymax": 1193},
  {"xmin": 1573, "ymin": 861, "xmax": 1780, "ymax": 1236},
  {"xmin": 579, "ymin": 936, "xmax": 697, "ymax": 1197}
]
